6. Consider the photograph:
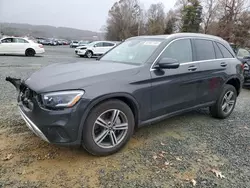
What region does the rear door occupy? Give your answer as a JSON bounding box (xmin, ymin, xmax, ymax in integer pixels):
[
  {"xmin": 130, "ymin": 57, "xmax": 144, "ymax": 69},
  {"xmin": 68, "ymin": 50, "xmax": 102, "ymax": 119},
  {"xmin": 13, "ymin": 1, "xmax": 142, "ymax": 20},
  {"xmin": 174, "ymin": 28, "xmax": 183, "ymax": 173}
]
[
  {"xmin": 13, "ymin": 38, "xmax": 30, "ymax": 54},
  {"xmin": 103, "ymin": 42, "xmax": 116, "ymax": 53},
  {"xmin": 194, "ymin": 39, "xmax": 234, "ymax": 103},
  {"xmin": 150, "ymin": 38, "xmax": 201, "ymax": 118},
  {"xmin": 93, "ymin": 42, "xmax": 105, "ymax": 55}
]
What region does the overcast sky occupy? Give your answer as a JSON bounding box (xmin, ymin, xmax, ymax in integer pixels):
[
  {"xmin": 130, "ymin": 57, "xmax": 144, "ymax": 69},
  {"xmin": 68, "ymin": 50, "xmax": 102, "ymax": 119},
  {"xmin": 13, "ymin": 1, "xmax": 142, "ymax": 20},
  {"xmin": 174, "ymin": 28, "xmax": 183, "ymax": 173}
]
[{"xmin": 0, "ymin": 0, "xmax": 176, "ymax": 31}]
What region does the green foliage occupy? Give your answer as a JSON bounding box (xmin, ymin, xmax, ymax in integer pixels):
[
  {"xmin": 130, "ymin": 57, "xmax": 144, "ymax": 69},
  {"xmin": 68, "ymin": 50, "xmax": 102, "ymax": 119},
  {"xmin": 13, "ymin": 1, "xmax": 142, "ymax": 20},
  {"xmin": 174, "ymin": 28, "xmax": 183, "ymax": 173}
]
[{"xmin": 181, "ymin": 0, "xmax": 202, "ymax": 32}]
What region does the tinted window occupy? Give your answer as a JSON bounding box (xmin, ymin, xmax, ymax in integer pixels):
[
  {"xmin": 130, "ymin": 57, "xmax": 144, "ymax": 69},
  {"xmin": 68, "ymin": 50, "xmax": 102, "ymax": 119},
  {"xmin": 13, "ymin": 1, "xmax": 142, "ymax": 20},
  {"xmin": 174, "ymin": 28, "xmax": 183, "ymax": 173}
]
[
  {"xmin": 103, "ymin": 42, "xmax": 115, "ymax": 47},
  {"xmin": 194, "ymin": 39, "xmax": 215, "ymax": 60},
  {"xmin": 213, "ymin": 42, "xmax": 223, "ymax": 58},
  {"xmin": 95, "ymin": 42, "xmax": 104, "ymax": 47},
  {"xmin": 160, "ymin": 39, "xmax": 192, "ymax": 63},
  {"xmin": 1, "ymin": 38, "xmax": 14, "ymax": 43},
  {"xmin": 15, "ymin": 38, "xmax": 29, "ymax": 43},
  {"xmin": 217, "ymin": 43, "xmax": 234, "ymax": 58}
]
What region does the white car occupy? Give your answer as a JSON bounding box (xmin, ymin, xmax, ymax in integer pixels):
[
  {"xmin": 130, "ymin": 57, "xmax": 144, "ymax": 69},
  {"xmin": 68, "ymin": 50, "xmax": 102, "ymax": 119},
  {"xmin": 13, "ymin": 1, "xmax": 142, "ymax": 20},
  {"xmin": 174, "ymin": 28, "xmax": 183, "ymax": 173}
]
[
  {"xmin": 0, "ymin": 37, "xmax": 45, "ymax": 56},
  {"xmin": 74, "ymin": 41, "xmax": 91, "ymax": 54},
  {"xmin": 77, "ymin": 41, "xmax": 117, "ymax": 58}
]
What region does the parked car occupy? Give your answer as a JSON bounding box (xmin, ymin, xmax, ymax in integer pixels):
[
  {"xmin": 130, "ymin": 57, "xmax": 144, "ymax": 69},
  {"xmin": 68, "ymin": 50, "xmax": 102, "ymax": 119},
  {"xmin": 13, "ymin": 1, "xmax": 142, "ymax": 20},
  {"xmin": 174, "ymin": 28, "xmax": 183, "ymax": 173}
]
[
  {"xmin": 62, "ymin": 40, "xmax": 70, "ymax": 45},
  {"xmin": 70, "ymin": 40, "xmax": 79, "ymax": 48},
  {"xmin": 77, "ymin": 41, "xmax": 117, "ymax": 58},
  {"xmin": 74, "ymin": 41, "xmax": 91, "ymax": 54},
  {"xmin": 6, "ymin": 33, "xmax": 243, "ymax": 156},
  {"xmin": 234, "ymin": 47, "xmax": 250, "ymax": 87},
  {"xmin": 57, "ymin": 40, "xmax": 64, "ymax": 45},
  {"xmin": 0, "ymin": 37, "xmax": 45, "ymax": 56}
]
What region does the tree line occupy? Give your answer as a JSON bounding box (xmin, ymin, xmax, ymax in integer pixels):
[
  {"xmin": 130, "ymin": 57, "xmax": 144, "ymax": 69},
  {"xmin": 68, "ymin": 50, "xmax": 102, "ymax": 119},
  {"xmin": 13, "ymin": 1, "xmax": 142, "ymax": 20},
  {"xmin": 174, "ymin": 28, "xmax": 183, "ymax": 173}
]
[{"xmin": 105, "ymin": 0, "xmax": 250, "ymax": 47}]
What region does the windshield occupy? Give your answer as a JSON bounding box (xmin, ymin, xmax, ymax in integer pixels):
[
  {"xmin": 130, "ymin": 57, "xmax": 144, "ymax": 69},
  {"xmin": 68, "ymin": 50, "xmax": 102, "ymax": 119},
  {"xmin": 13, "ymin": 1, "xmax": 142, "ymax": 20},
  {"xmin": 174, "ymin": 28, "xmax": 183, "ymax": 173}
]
[
  {"xmin": 100, "ymin": 39, "xmax": 163, "ymax": 64},
  {"xmin": 237, "ymin": 48, "xmax": 250, "ymax": 58}
]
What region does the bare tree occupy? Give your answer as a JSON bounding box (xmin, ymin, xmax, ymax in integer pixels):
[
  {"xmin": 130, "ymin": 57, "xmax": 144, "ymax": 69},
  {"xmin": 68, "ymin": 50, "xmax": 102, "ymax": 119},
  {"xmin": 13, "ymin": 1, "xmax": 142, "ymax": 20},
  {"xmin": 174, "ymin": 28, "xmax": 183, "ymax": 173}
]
[
  {"xmin": 202, "ymin": 0, "xmax": 219, "ymax": 33},
  {"xmin": 106, "ymin": 0, "xmax": 141, "ymax": 40},
  {"xmin": 217, "ymin": 0, "xmax": 249, "ymax": 41},
  {"xmin": 146, "ymin": 3, "xmax": 166, "ymax": 34}
]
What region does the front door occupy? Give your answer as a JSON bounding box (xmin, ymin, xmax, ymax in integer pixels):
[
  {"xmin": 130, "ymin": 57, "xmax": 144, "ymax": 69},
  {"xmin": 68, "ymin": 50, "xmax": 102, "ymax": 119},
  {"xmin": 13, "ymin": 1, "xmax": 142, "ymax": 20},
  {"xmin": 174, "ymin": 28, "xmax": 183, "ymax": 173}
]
[
  {"xmin": 0, "ymin": 38, "xmax": 14, "ymax": 54},
  {"xmin": 150, "ymin": 38, "xmax": 201, "ymax": 118}
]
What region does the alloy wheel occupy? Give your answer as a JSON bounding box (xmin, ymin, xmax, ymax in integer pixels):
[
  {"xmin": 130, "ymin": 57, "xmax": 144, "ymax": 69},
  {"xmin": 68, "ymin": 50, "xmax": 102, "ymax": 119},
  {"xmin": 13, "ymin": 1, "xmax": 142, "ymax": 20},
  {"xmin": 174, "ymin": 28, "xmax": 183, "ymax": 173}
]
[
  {"xmin": 92, "ymin": 109, "xmax": 128, "ymax": 149},
  {"xmin": 86, "ymin": 51, "xmax": 92, "ymax": 58},
  {"xmin": 221, "ymin": 91, "xmax": 235, "ymax": 114}
]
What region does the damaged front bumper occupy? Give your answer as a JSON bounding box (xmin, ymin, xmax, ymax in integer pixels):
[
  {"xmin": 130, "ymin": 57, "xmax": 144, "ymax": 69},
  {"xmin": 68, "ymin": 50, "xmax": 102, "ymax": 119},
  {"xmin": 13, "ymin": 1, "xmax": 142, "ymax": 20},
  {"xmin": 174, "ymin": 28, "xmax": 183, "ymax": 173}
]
[
  {"xmin": 19, "ymin": 106, "xmax": 49, "ymax": 142},
  {"xmin": 6, "ymin": 76, "xmax": 50, "ymax": 142},
  {"xmin": 6, "ymin": 76, "xmax": 85, "ymax": 146}
]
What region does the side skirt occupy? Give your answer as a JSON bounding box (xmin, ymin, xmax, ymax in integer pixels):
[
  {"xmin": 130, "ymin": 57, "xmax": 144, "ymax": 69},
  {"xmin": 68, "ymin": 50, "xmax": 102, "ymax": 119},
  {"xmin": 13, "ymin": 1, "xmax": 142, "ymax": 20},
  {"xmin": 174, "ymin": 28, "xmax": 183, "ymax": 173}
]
[{"xmin": 139, "ymin": 101, "xmax": 215, "ymax": 127}]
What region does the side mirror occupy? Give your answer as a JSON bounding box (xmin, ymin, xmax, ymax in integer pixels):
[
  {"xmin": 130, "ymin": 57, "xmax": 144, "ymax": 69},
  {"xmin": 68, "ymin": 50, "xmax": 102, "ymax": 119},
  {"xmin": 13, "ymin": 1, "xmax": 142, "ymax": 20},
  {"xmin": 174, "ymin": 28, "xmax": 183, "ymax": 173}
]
[
  {"xmin": 93, "ymin": 45, "xmax": 97, "ymax": 48},
  {"xmin": 155, "ymin": 58, "xmax": 180, "ymax": 69}
]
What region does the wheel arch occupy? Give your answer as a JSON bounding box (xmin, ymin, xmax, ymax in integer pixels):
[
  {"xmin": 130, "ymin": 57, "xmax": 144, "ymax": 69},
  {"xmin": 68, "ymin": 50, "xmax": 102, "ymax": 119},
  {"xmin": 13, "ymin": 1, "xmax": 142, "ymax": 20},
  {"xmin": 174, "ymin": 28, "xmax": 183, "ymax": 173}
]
[
  {"xmin": 25, "ymin": 48, "xmax": 36, "ymax": 55},
  {"xmin": 225, "ymin": 77, "xmax": 241, "ymax": 96},
  {"xmin": 78, "ymin": 93, "xmax": 140, "ymax": 139}
]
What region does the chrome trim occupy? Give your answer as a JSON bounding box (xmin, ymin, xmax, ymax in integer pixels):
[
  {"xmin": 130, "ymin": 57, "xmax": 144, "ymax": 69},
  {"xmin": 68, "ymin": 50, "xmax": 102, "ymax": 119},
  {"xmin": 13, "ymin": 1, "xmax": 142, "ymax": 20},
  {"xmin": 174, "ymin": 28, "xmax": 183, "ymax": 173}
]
[
  {"xmin": 19, "ymin": 107, "xmax": 49, "ymax": 142},
  {"xmin": 150, "ymin": 37, "xmax": 236, "ymax": 71}
]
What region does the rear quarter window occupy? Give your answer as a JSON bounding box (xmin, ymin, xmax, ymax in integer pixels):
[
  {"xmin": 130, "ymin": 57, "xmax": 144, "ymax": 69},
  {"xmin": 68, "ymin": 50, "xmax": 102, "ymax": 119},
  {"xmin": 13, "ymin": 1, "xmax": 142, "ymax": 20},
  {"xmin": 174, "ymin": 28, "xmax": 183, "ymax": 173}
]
[
  {"xmin": 216, "ymin": 42, "xmax": 234, "ymax": 58},
  {"xmin": 213, "ymin": 42, "xmax": 223, "ymax": 59}
]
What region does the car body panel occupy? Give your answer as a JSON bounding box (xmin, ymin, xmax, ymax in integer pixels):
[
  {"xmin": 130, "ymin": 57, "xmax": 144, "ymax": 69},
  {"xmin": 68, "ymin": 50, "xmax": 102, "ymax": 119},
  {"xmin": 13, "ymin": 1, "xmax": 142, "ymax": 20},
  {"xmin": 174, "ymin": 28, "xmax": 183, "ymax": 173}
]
[{"xmin": 7, "ymin": 33, "xmax": 243, "ymax": 147}]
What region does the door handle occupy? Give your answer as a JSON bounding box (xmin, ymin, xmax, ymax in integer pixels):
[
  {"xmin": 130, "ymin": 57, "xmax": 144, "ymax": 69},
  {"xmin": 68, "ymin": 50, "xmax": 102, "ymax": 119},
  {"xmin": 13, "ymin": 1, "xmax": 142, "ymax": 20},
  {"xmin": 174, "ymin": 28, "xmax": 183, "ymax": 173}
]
[
  {"xmin": 188, "ymin": 65, "xmax": 197, "ymax": 71},
  {"xmin": 220, "ymin": 62, "xmax": 227, "ymax": 67}
]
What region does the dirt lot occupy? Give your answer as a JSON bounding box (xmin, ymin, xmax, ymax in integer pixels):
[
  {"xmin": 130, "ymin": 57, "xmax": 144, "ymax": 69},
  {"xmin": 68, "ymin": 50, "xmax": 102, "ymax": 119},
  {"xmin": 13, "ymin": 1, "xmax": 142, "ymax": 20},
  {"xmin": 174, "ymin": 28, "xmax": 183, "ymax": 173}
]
[{"xmin": 0, "ymin": 46, "xmax": 250, "ymax": 188}]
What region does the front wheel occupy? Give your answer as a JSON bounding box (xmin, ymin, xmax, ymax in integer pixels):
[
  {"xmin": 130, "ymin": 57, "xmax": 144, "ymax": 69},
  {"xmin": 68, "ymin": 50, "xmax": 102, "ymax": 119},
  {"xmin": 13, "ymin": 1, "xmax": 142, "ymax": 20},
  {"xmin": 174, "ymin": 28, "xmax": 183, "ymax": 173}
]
[
  {"xmin": 81, "ymin": 100, "xmax": 135, "ymax": 156},
  {"xmin": 85, "ymin": 51, "xmax": 93, "ymax": 58},
  {"xmin": 210, "ymin": 84, "xmax": 237, "ymax": 119}
]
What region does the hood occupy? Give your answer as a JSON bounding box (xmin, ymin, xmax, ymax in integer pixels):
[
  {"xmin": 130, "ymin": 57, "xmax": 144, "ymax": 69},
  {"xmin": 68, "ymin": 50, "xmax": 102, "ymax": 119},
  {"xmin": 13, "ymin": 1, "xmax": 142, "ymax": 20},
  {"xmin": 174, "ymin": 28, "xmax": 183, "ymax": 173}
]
[
  {"xmin": 76, "ymin": 45, "xmax": 87, "ymax": 49},
  {"xmin": 25, "ymin": 61, "xmax": 139, "ymax": 93}
]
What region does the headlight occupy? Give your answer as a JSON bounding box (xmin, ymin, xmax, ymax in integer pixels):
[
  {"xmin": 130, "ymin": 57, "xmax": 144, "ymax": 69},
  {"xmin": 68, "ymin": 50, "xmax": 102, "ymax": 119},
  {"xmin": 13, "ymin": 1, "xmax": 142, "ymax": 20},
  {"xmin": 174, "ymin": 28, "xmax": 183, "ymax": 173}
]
[{"xmin": 42, "ymin": 90, "xmax": 84, "ymax": 109}]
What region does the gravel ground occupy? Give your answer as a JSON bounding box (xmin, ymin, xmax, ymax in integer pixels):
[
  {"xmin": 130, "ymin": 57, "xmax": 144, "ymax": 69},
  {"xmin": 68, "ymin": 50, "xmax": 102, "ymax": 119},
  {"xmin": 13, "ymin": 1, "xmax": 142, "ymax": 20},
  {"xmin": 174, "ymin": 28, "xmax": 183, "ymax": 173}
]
[{"xmin": 0, "ymin": 46, "xmax": 249, "ymax": 188}]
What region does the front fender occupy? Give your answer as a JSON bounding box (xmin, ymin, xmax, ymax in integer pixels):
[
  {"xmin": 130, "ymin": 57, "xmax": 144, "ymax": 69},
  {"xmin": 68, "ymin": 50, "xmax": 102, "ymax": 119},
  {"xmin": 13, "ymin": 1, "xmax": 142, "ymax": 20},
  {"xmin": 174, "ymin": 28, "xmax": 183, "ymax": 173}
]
[{"xmin": 77, "ymin": 92, "xmax": 140, "ymax": 142}]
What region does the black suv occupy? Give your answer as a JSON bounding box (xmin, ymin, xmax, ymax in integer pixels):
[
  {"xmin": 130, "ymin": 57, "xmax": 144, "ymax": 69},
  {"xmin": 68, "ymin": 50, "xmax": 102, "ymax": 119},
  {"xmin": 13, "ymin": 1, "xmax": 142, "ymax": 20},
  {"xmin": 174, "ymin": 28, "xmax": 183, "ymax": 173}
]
[
  {"xmin": 7, "ymin": 33, "xmax": 244, "ymax": 156},
  {"xmin": 233, "ymin": 47, "xmax": 250, "ymax": 87}
]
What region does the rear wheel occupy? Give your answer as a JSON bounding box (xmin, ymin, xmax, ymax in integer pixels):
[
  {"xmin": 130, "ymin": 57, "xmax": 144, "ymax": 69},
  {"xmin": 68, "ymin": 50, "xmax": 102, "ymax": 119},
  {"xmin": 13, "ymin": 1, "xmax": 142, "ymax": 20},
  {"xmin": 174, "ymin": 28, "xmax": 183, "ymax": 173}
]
[
  {"xmin": 25, "ymin": 49, "xmax": 35, "ymax": 56},
  {"xmin": 210, "ymin": 84, "xmax": 237, "ymax": 119},
  {"xmin": 81, "ymin": 100, "xmax": 135, "ymax": 156}
]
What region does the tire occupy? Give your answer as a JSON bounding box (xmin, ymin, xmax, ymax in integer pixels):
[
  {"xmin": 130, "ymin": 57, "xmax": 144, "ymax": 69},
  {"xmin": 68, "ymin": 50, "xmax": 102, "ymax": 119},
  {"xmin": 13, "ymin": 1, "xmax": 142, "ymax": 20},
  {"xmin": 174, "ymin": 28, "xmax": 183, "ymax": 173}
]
[
  {"xmin": 86, "ymin": 50, "xmax": 93, "ymax": 58},
  {"xmin": 210, "ymin": 84, "xmax": 237, "ymax": 119},
  {"xmin": 81, "ymin": 100, "xmax": 135, "ymax": 156},
  {"xmin": 25, "ymin": 49, "xmax": 35, "ymax": 57}
]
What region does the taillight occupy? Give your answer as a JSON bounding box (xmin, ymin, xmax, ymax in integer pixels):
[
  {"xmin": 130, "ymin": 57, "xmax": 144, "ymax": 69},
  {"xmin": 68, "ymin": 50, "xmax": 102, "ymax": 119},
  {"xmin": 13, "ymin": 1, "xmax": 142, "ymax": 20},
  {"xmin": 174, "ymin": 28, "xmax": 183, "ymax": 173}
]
[
  {"xmin": 241, "ymin": 63, "xmax": 244, "ymax": 70},
  {"xmin": 39, "ymin": 44, "xmax": 43, "ymax": 48}
]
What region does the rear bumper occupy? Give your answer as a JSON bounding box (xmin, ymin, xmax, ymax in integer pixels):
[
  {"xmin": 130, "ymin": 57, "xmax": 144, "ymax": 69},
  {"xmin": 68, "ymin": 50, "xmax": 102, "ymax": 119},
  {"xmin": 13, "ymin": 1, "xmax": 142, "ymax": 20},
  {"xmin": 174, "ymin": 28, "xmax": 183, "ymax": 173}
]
[
  {"xmin": 243, "ymin": 72, "xmax": 250, "ymax": 87},
  {"xmin": 36, "ymin": 48, "xmax": 45, "ymax": 54}
]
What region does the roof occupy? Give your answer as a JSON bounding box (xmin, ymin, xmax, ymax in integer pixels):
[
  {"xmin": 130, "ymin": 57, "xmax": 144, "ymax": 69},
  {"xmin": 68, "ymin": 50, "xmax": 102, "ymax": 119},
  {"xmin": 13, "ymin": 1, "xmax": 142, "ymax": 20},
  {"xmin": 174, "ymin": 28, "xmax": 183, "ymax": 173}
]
[{"xmin": 130, "ymin": 33, "xmax": 224, "ymax": 41}]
